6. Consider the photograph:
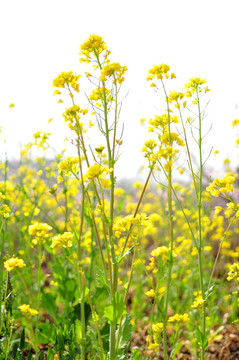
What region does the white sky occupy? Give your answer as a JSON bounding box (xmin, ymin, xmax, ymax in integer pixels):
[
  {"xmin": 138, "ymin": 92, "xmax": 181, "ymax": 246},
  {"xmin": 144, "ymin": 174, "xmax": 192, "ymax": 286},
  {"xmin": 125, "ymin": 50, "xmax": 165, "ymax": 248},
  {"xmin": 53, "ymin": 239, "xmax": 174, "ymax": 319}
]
[{"xmin": 1, "ymin": 0, "xmax": 239, "ymax": 179}]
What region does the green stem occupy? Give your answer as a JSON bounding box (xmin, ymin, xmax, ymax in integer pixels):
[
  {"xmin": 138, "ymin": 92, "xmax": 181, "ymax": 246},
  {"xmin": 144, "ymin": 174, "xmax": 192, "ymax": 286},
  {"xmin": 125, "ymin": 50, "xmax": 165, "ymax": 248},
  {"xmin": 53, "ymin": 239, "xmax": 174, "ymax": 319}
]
[
  {"xmin": 196, "ymin": 88, "xmax": 206, "ymax": 360},
  {"xmin": 0, "ymin": 270, "xmax": 8, "ymax": 335},
  {"xmin": 95, "ymin": 52, "xmax": 118, "ymax": 360},
  {"xmin": 161, "ymin": 80, "xmax": 174, "ymax": 360},
  {"xmin": 120, "ymin": 166, "xmax": 154, "ymax": 257},
  {"xmin": 207, "ymin": 214, "xmax": 236, "ymax": 295},
  {"xmin": 35, "ymin": 242, "xmax": 42, "ymax": 359}
]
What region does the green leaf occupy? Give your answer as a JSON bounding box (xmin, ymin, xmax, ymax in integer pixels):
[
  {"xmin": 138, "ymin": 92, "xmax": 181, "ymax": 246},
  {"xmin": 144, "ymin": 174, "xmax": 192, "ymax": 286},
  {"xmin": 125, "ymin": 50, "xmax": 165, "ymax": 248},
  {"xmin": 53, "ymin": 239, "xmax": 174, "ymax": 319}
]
[
  {"xmin": 38, "ymin": 351, "xmax": 44, "ymax": 360},
  {"xmin": 47, "ymin": 348, "xmax": 54, "ymax": 360},
  {"xmin": 56, "ymin": 329, "xmax": 65, "ymax": 352},
  {"xmin": 117, "ymin": 246, "xmax": 135, "ymax": 264},
  {"xmin": 20, "ymin": 328, "xmax": 25, "ymax": 350},
  {"xmin": 38, "ymin": 323, "xmax": 55, "ymax": 343},
  {"xmin": 195, "ymin": 325, "xmax": 208, "ymax": 350},
  {"xmin": 11, "ymin": 342, "xmax": 18, "ymax": 358},
  {"xmin": 130, "ymin": 348, "xmax": 142, "ymax": 360},
  {"xmin": 169, "ymin": 342, "xmax": 183, "ymax": 359},
  {"xmin": 96, "ymin": 267, "xmax": 110, "ymax": 293},
  {"xmin": 116, "ymin": 315, "xmax": 132, "ymax": 349},
  {"xmin": 41, "ymin": 292, "xmax": 59, "ymax": 322},
  {"xmin": 104, "ymin": 305, "xmax": 114, "ymax": 322},
  {"xmin": 104, "ymin": 293, "xmax": 127, "ymax": 324},
  {"xmin": 75, "ymin": 319, "xmax": 82, "ymax": 342},
  {"xmin": 27, "ymin": 352, "xmax": 33, "ymax": 360}
]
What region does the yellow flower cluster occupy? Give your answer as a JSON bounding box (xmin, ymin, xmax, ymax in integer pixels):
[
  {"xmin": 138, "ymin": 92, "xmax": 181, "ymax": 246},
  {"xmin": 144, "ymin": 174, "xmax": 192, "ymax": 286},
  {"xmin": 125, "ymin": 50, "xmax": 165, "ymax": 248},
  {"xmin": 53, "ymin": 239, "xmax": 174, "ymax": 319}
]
[
  {"xmin": 151, "ymin": 245, "xmax": 170, "ymax": 258},
  {"xmin": 0, "ymin": 203, "xmax": 11, "ymax": 218},
  {"xmin": 52, "ymin": 71, "xmax": 80, "ymax": 92},
  {"xmin": 145, "ymin": 289, "xmax": 155, "ymax": 298},
  {"xmin": 4, "ymin": 257, "xmax": 26, "ymax": 272},
  {"xmin": 191, "ymin": 292, "xmax": 206, "ymax": 309},
  {"xmin": 113, "ymin": 213, "xmax": 150, "ymax": 238},
  {"xmin": 58, "ymin": 157, "xmax": 79, "ymax": 178},
  {"xmin": 79, "ymin": 34, "xmax": 108, "ymax": 63},
  {"xmin": 206, "ymin": 173, "xmax": 236, "ymax": 197},
  {"xmin": 152, "ymin": 322, "xmax": 163, "ymax": 332},
  {"xmin": 84, "ymin": 164, "xmax": 112, "ymax": 189},
  {"xmin": 161, "ymin": 132, "xmax": 185, "ymax": 147},
  {"xmin": 62, "ymin": 105, "xmax": 88, "ymax": 130},
  {"xmin": 168, "ymin": 91, "xmax": 187, "ymax": 109},
  {"xmin": 184, "ymin": 77, "xmax": 210, "ymax": 97},
  {"xmin": 33, "ymin": 131, "xmax": 51, "ymax": 150},
  {"xmin": 146, "ymin": 64, "xmax": 176, "ymax": 84},
  {"xmin": 100, "ymin": 62, "xmax": 127, "ymax": 84},
  {"xmin": 148, "ymin": 114, "xmax": 179, "ymax": 133},
  {"xmin": 147, "ymin": 322, "xmax": 164, "ymax": 351},
  {"xmin": 18, "ymin": 304, "xmax": 38, "ymax": 316},
  {"xmin": 232, "ymin": 119, "xmax": 239, "ymax": 128},
  {"xmin": 28, "ymin": 222, "xmax": 52, "ymax": 245},
  {"xmin": 149, "ymin": 246, "xmax": 177, "ymax": 266},
  {"xmin": 227, "ymin": 262, "xmax": 239, "ymax": 281},
  {"xmin": 168, "ymin": 313, "xmax": 189, "ymax": 323},
  {"xmin": 89, "ymin": 87, "xmax": 113, "ymax": 106},
  {"xmin": 51, "ymin": 232, "xmax": 73, "ymax": 249}
]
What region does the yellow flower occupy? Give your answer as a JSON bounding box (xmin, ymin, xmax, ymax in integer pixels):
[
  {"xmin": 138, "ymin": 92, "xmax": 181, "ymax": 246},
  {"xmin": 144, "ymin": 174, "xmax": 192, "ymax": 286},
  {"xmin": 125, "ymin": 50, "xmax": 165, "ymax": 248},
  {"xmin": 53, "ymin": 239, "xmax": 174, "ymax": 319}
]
[
  {"xmin": 146, "ymin": 64, "xmax": 172, "ymax": 81},
  {"xmin": 4, "ymin": 257, "xmax": 26, "ymax": 272},
  {"xmin": 100, "ymin": 62, "xmax": 127, "ymax": 84},
  {"xmin": 84, "ymin": 164, "xmax": 112, "ymax": 188},
  {"xmin": 232, "ymin": 119, "xmax": 239, "ymax": 128},
  {"xmin": 206, "ymin": 173, "xmax": 236, "ymax": 197},
  {"xmin": 51, "ymin": 232, "xmax": 73, "ymax": 249},
  {"xmin": 168, "ymin": 313, "xmax": 189, "ymax": 323},
  {"xmin": 53, "ymin": 71, "xmax": 80, "ymax": 92},
  {"xmin": 29, "ymin": 222, "xmax": 52, "ymax": 245},
  {"xmin": 227, "ymin": 263, "xmax": 239, "ymax": 281},
  {"xmin": 19, "ymin": 304, "xmax": 38, "ymax": 316},
  {"xmin": 145, "ymin": 289, "xmax": 155, "ymax": 298},
  {"xmin": 184, "ymin": 77, "xmax": 207, "ymax": 94},
  {"xmin": 152, "ymin": 322, "xmax": 163, "ymax": 332},
  {"xmin": 79, "ymin": 34, "xmax": 108, "ymax": 63},
  {"xmin": 191, "ymin": 295, "xmax": 205, "ymax": 309},
  {"xmin": 148, "ymin": 343, "xmax": 159, "ymax": 350},
  {"xmin": 0, "ymin": 204, "xmax": 11, "ymax": 218},
  {"xmin": 58, "ymin": 157, "xmax": 79, "ymax": 177}
]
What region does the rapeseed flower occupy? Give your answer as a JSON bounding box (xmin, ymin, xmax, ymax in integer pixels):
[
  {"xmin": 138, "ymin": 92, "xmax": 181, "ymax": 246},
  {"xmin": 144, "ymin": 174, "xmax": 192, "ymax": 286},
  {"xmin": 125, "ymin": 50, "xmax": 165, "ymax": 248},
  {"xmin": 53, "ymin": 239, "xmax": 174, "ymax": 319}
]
[
  {"xmin": 206, "ymin": 173, "xmax": 236, "ymax": 197},
  {"xmin": 84, "ymin": 164, "xmax": 112, "ymax": 189},
  {"xmin": 146, "ymin": 64, "xmax": 175, "ymax": 81},
  {"xmin": 191, "ymin": 292, "xmax": 206, "ymax": 309},
  {"xmin": 100, "ymin": 62, "xmax": 127, "ymax": 84},
  {"xmin": 227, "ymin": 263, "xmax": 239, "ymax": 281},
  {"xmin": 4, "ymin": 257, "xmax": 26, "ymax": 272},
  {"xmin": 51, "ymin": 232, "xmax": 73, "ymax": 249},
  {"xmin": 168, "ymin": 313, "xmax": 189, "ymax": 323},
  {"xmin": 145, "ymin": 289, "xmax": 155, "ymax": 298},
  {"xmin": 0, "ymin": 203, "xmax": 11, "ymax": 218},
  {"xmin": 18, "ymin": 304, "xmax": 38, "ymax": 316},
  {"xmin": 29, "ymin": 222, "xmax": 52, "ymax": 245},
  {"xmin": 58, "ymin": 157, "xmax": 79, "ymax": 177},
  {"xmin": 79, "ymin": 34, "xmax": 108, "ymax": 63},
  {"xmin": 53, "ymin": 71, "xmax": 80, "ymax": 92}
]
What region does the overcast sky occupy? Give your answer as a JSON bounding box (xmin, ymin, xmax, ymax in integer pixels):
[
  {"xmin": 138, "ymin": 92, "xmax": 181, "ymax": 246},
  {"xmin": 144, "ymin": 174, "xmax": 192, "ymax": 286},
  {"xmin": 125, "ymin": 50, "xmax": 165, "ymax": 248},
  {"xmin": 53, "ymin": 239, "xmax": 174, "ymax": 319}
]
[{"xmin": 1, "ymin": 0, "xmax": 239, "ymax": 178}]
